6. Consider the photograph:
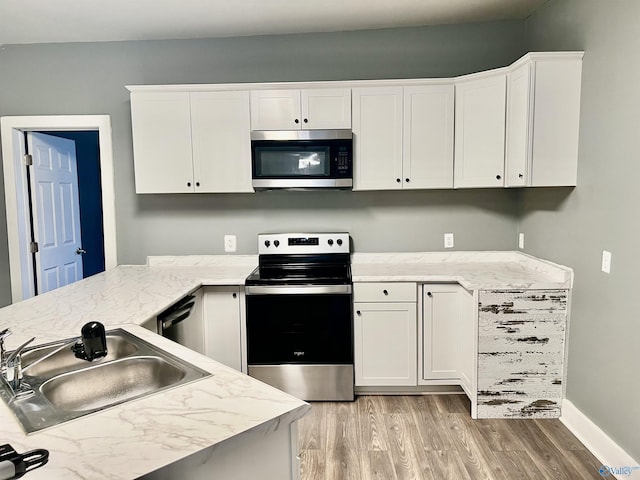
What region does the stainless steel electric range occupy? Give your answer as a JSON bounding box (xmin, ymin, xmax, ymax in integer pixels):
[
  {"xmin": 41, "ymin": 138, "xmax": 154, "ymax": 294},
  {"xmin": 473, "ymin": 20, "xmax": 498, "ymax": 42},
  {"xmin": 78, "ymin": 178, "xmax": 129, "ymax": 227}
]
[{"xmin": 245, "ymin": 232, "xmax": 354, "ymax": 401}]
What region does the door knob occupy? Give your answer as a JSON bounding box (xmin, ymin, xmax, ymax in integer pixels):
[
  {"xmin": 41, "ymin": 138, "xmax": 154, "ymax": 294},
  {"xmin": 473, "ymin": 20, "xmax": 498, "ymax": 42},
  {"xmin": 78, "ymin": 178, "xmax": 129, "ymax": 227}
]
[{"xmin": 76, "ymin": 248, "xmax": 87, "ymax": 255}]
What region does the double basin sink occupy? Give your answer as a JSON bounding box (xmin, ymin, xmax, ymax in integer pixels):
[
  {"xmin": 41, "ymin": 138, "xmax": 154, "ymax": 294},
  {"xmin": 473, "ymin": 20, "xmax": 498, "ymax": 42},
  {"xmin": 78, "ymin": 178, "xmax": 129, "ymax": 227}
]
[{"xmin": 0, "ymin": 329, "xmax": 210, "ymax": 434}]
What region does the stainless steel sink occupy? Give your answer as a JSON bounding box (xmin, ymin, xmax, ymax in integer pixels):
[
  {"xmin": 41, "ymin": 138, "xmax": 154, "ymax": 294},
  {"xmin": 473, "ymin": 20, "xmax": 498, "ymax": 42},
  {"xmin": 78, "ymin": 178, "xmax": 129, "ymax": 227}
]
[
  {"xmin": 20, "ymin": 334, "xmax": 139, "ymax": 378},
  {"xmin": 0, "ymin": 329, "xmax": 210, "ymax": 434},
  {"xmin": 42, "ymin": 356, "xmax": 187, "ymax": 412}
]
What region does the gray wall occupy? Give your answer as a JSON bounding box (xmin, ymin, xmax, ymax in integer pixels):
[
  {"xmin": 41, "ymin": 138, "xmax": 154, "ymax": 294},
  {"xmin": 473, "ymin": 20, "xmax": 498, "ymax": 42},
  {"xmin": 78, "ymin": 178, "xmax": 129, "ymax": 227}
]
[
  {"xmin": 522, "ymin": 0, "xmax": 640, "ymax": 461},
  {"xmin": 0, "ymin": 21, "xmax": 526, "ymax": 306}
]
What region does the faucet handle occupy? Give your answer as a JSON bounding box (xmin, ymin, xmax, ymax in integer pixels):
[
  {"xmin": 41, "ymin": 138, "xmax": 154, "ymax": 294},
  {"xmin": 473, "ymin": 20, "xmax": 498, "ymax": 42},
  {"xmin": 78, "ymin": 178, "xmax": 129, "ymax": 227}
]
[{"xmin": 0, "ymin": 328, "xmax": 11, "ymax": 340}]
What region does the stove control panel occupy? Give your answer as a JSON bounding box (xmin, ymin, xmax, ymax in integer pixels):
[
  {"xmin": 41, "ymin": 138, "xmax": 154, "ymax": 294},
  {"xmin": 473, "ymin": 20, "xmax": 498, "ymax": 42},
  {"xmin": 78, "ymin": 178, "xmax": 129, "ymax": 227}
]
[{"xmin": 258, "ymin": 232, "xmax": 350, "ymax": 255}]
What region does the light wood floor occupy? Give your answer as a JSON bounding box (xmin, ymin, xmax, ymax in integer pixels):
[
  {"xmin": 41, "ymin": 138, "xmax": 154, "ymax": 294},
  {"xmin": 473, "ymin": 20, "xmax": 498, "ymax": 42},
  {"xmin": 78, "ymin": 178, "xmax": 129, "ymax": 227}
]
[{"xmin": 298, "ymin": 394, "xmax": 604, "ymax": 480}]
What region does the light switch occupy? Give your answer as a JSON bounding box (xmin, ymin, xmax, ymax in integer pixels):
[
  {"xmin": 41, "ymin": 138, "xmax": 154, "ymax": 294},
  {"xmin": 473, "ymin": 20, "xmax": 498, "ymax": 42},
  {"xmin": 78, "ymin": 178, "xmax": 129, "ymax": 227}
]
[
  {"xmin": 224, "ymin": 235, "xmax": 237, "ymax": 253},
  {"xmin": 518, "ymin": 233, "xmax": 525, "ymax": 249},
  {"xmin": 444, "ymin": 233, "xmax": 454, "ymax": 249},
  {"xmin": 601, "ymin": 250, "xmax": 611, "ymax": 274}
]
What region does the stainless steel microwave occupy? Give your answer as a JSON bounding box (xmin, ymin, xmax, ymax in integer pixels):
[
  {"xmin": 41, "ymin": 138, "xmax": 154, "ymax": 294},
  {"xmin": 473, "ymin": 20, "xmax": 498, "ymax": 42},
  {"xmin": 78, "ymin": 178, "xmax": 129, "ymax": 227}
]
[{"xmin": 250, "ymin": 129, "xmax": 353, "ymax": 190}]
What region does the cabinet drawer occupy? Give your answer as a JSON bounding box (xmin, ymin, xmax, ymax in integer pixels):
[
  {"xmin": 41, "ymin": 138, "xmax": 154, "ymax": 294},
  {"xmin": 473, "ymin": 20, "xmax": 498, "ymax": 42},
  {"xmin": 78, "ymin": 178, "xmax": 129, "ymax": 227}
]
[{"xmin": 353, "ymin": 282, "xmax": 417, "ymax": 302}]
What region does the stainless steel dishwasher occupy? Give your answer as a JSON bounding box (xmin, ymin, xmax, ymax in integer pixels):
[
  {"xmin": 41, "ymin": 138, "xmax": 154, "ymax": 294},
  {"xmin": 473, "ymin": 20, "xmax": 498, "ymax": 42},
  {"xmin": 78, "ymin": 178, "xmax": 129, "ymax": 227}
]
[{"xmin": 157, "ymin": 290, "xmax": 205, "ymax": 354}]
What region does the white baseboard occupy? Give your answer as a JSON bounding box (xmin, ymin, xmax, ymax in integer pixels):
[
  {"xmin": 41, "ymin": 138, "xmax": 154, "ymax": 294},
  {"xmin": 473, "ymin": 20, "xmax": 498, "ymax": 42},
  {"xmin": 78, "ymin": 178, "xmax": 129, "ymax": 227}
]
[{"xmin": 561, "ymin": 399, "xmax": 640, "ymax": 479}]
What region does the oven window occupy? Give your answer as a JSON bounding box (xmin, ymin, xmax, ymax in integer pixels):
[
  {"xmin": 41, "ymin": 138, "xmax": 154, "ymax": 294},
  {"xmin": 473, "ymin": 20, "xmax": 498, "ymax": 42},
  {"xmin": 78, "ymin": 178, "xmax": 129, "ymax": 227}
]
[
  {"xmin": 246, "ymin": 293, "xmax": 352, "ymax": 364},
  {"xmin": 253, "ymin": 146, "xmax": 331, "ymax": 177}
]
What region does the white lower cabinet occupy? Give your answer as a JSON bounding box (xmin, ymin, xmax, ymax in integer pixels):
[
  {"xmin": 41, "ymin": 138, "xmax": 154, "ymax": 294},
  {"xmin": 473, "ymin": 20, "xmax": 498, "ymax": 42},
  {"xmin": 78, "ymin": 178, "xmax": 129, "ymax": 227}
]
[
  {"xmin": 202, "ymin": 286, "xmax": 244, "ymax": 372},
  {"xmin": 420, "ymin": 284, "xmax": 463, "ymax": 381},
  {"xmin": 353, "ymin": 282, "xmax": 417, "ymax": 386},
  {"xmin": 353, "ymin": 282, "xmax": 476, "ymax": 393},
  {"xmin": 419, "ymin": 284, "xmax": 475, "ymax": 394}
]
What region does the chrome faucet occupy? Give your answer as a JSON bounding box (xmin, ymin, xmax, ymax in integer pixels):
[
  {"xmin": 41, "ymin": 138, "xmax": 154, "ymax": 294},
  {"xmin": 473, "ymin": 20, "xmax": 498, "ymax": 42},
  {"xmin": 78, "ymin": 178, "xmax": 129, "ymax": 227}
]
[
  {"xmin": 2, "ymin": 322, "xmax": 108, "ymax": 398},
  {"xmin": 5, "ymin": 337, "xmax": 35, "ymax": 393}
]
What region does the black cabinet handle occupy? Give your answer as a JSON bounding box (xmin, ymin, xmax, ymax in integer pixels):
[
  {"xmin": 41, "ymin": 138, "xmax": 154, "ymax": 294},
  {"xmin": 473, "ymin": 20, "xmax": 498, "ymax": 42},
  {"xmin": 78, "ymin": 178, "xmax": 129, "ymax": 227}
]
[
  {"xmin": 232, "ymin": 293, "xmax": 237, "ymax": 299},
  {"xmin": 383, "ymin": 289, "xmax": 389, "ymax": 296},
  {"xmin": 303, "ymin": 118, "xmax": 308, "ymax": 123},
  {"xmin": 187, "ymin": 182, "xmax": 191, "ymax": 187},
  {"xmin": 294, "ymin": 118, "xmax": 300, "ymax": 124},
  {"xmin": 396, "ymin": 178, "xmax": 401, "ymax": 183},
  {"xmin": 427, "ymin": 291, "xmax": 433, "ymax": 297},
  {"xmin": 405, "ymin": 178, "xmax": 410, "ymax": 183},
  {"xmin": 195, "ymin": 182, "xmax": 200, "ymax": 187},
  {"xmin": 496, "ymin": 174, "xmax": 502, "ymax": 180},
  {"xmin": 356, "ymin": 310, "xmax": 361, "ymax": 316},
  {"xmin": 518, "ymin": 173, "xmax": 524, "ymax": 179}
]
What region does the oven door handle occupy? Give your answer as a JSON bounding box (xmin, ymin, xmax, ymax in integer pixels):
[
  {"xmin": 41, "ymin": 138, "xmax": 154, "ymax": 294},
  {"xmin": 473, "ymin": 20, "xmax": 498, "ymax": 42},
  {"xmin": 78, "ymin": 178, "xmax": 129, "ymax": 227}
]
[{"xmin": 245, "ymin": 285, "xmax": 352, "ymax": 295}]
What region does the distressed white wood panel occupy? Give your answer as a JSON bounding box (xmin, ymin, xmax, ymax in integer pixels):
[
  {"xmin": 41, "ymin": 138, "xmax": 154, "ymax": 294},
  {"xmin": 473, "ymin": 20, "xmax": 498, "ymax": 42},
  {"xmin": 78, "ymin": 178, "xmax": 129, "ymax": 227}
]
[
  {"xmin": 479, "ymin": 313, "xmax": 567, "ymax": 336},
  {"xmin": 477, "ymin": 289, "xmax": 568, "ymax": 418}
]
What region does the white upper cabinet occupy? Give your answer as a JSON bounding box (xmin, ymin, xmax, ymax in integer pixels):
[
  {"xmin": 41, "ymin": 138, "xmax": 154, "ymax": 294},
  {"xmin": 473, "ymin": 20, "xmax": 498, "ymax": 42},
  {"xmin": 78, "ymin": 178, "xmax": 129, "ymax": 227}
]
[
  {"xmin": 130, "ymin": 90, "xmax": 253, "ymax": 194},
  {"xmin": 354, "ymin": 84, "xmax": 455, "ymax": 191},
  {"xmin": 403, "ymin": 85, "xmax": 454, "ymax": 189},
  {"xmin": 191, "ymin": 91, "xmax": 253, "ymax": 193},
  {"xmin": 505, "ymin": 62, "xmax": 532, "ymax": 187},
  {"xmin": 250, "ymin": 88, "xmax": 351, "ymax": 130},
  {"xmin": 131, "ymin": 92, "xmax": 194, "ymax": 194},
  {"xmin": 505, "ymin": 53, "xmax": 583, "ymax": 187},
  {"xmin": 454, "ymin": 72, "xmax": 507, "ymax": 188},
  {"xmin": 302, "ymin": 89, "xmax": 352, "ymax": 129},
  {"xmin": 129, "ymin": 52, "xmax": 582, "ymax": 194},
  {"xmin": 352, "ymin": 87, "xmax": 404, "ymax": 190}
]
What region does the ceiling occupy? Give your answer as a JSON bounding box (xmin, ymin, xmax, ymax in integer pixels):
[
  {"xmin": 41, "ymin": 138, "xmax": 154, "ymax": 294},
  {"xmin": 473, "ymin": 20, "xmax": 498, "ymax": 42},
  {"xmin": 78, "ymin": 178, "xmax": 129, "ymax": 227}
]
[{"xmin": 0, "ymin": 0, "xmax": 547, "ymax": 46}]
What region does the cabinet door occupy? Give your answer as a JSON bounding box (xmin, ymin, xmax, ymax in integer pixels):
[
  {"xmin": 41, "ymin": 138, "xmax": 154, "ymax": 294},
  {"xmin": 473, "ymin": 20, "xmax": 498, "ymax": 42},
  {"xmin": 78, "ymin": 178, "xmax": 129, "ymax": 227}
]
[
  {"xmin": 203, "ymin": 286, "xmax": 243, "ymax": 371},
  {"xmin": 250, "ymin": 90, "xmax": 302, "ymax": 130},
  {"xmin": 352, "ymin": 87, "xmax": 403, "ymax": 191},
  {"xmin": 454, "ymin": 74, "xmax": 506, "ymax": 188},
  {"xmin": 191, "ymin": 91, "xmax": 253, "ymax": 193},
  {"xmin": 529, "ymin": 58, "xmax": 582, "ymax": 186},
  {"xmin": 421, "ymin": 285, "xmax": 462, "ymax": 382},
  {"xmin": 301, "ymin": 89, "xmax": 351, "ymax": 129},
  {"xmin": 403, "ymin": 85, "xmax": 454, "ymax": 189},
  {"xmin": 505, "ymin": 62, "xmax": 532, "ymax": 187},
  {"xmin": 354, "ymin": 302, "xmax": 417, "ymax": 386},
  {"xmin": 131, "ymin": 91, "xmax": 194, "ymax": 193}
]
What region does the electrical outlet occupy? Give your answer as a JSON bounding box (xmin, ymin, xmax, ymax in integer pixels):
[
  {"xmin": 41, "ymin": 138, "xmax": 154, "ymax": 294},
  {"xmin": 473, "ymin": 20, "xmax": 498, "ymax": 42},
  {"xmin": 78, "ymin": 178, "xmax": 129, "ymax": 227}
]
[
  {"xmin": 518, "ymin": 233, "xmax": 525, "ymax": 249},
  {"xmin": 224, "ymin": 235, "xmax": 237, "ymax": 253},
  {"xmin": 601, "ymin": 250, "xmax": 611, "ymax": 274},
  {"xmin": 444, "ymin": 233, "xmax": 454, "ymax": 249}
]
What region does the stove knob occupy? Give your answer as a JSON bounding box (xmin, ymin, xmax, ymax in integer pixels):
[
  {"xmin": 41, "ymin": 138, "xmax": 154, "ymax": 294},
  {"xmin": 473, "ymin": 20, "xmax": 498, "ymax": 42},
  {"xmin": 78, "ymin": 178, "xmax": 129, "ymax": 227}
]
[
  {"xmin": 274, "ymin": 240, "xmax": 280, "ymax": 247},
  {"xmin": 264, "ymin": 240, "xmax": 271, "ymax": 248},
  {"xmin": 337, "ymin": 239, "xmax": 343, "ymax": 246},
  {"xmin": 328, "ymin": 239, "xmax": 334, "ymax": 246}
]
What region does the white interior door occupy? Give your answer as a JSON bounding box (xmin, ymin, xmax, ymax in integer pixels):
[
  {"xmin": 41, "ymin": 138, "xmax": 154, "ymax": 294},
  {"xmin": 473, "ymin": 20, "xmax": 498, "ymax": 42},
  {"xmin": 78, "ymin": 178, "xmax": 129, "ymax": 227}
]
[{"xmin": 27, "ymin": 132, "xmax": 83, "ymax": 294}]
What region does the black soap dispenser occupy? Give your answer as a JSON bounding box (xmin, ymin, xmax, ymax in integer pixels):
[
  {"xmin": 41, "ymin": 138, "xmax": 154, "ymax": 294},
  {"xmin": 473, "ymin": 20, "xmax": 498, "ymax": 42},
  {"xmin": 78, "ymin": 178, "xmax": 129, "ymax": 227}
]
[{"xmin": 72, "ymin": 322, "xmax": 107, "ymax": 361}]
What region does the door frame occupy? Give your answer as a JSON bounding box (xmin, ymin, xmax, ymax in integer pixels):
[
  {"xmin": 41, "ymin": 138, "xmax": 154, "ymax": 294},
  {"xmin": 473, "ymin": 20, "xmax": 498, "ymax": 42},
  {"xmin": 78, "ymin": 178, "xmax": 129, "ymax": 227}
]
[{"xmin": 1, "ymin": 115, "xmax": 117, "ymax": 303}]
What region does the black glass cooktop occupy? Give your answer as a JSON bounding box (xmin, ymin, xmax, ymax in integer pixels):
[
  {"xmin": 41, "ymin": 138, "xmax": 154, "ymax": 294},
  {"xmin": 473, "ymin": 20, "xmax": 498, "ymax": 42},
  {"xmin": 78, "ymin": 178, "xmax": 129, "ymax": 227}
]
[{"xmin": 246, "ymin": 253, "xmax": 351, "ymax": 286}]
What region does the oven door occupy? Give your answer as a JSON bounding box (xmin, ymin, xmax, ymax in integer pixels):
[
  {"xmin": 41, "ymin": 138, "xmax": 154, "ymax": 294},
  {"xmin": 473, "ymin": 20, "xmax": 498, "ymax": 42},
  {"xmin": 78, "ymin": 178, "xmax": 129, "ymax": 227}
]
[{"xmin": 245, "ymin": 285, "xmax": 354, "ymax": 400}]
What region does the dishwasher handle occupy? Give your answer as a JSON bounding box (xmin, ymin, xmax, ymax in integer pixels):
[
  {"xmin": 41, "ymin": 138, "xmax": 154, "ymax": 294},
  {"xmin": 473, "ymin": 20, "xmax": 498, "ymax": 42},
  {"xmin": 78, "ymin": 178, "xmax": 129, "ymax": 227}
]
[{"xmin": 160, "ymin": 308, "xmax": 192, "ymax": 330}]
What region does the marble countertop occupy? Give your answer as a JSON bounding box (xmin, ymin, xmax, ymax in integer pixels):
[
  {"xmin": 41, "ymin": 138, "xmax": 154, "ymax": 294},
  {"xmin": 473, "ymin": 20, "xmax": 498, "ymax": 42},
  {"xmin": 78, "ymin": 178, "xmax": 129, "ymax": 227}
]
[
  {"xmin": 0, "ymin": 250, "xmax": 572, "ymax": 478},
  {"xmin": 351, "ymin": 251, "xmax": 572, "ymax": 290},
  {"xmin": 0, "ymin": 325, "xmax": 308, "ymax": 479}
]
